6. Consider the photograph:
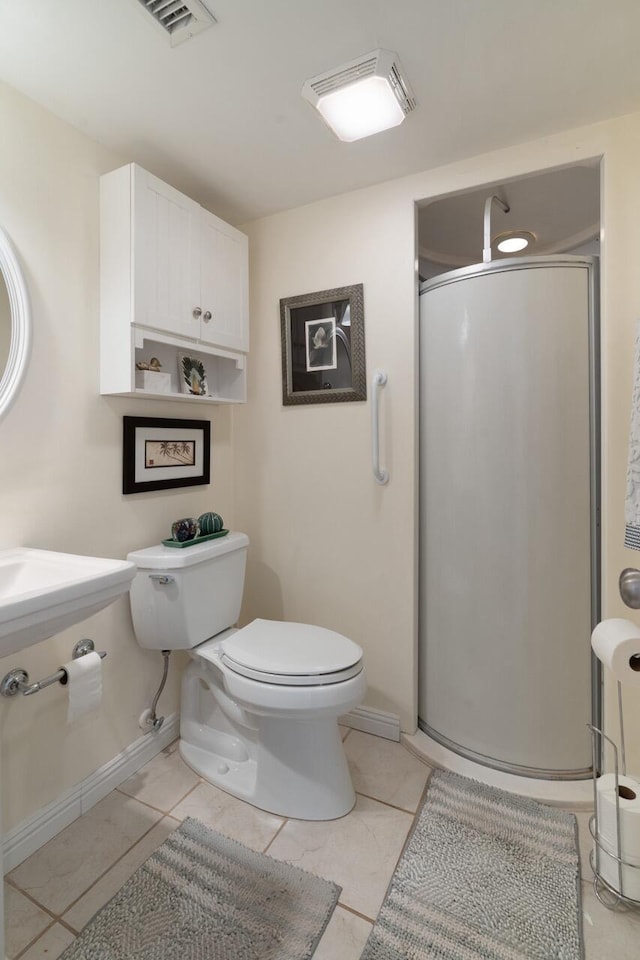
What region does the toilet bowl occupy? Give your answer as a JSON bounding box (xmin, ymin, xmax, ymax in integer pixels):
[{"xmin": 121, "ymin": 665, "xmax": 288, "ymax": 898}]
[{"xmin": 127, "ymin": 533, "xmax": 366, "ymax": 820}]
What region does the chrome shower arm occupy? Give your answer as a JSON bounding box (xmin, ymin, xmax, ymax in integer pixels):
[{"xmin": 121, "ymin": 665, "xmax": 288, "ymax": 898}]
[{"xmin": 483, "ymin": 195, "xmax": 510, "ymax": 263}]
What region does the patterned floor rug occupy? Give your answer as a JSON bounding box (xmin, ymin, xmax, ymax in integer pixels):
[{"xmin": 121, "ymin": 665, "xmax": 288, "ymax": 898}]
[
  {"xmin": 59, "ymin": 817, "xmax": 340, "ymax": 960},
  {"xmin": 361, "ymin": 769, "xmax": 583, "ymax": 960}
]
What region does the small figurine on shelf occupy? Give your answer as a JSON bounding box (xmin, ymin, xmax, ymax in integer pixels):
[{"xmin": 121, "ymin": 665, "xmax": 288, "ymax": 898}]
[
  {"xmin": 135, "ymin": 357, "xmax": 172, "ymax": 395},
  {"xmin": 136, "ymin": 357, "xmax": 163, "ymax": 372}
]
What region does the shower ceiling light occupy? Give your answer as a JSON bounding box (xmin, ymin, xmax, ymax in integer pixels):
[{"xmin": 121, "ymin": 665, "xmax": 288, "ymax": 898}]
[
  {"xmin": 302, "ymin": 49, "xmax": 416, "ymax": 142},
  {"xmin": 495, "ymin": 231, "xmax": 536, "ymax": 254}
]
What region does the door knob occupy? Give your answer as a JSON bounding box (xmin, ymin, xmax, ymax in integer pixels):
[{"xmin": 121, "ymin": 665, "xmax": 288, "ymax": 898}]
[
  {"xmin": 203, "ymin": 311, "xmax": 212, "ymax": 322},
  {"xmin": 619, "ymin": 568, "xmax": 640, "ymax": 609},
  {"xmin": 192, "ymin": 307, "xmax": 202, "ymax": 319}
]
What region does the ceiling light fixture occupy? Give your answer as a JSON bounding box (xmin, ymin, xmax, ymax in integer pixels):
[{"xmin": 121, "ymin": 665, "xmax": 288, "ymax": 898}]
[
  {"xmin": 495, "ymin": 231, "xmax": 536, "ymax": 254},
  {"xmin": 302, "ymin": 49, "xmax": 416, "ymax": 142}
]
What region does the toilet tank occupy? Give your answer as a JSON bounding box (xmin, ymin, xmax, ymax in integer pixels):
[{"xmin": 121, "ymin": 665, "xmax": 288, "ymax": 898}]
[{"xmin": 127, "ymin": 532, "xmax": 249, "ymax": 650}]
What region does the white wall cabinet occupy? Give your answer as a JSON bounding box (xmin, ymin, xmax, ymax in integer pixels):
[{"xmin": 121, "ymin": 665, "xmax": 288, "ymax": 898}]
[
  {"xmin": 199, "ymin": 209, "xmax": 249, "ymax": 351},
  {"xmin": 100, "ymin": 163, "xmax": 248, "ymax": 403}
]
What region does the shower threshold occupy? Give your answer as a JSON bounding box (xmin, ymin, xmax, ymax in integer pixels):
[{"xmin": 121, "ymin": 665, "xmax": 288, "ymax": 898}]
[{"xmin": 403, "ymin": 728, "xmax": 593, "ymax": 809}]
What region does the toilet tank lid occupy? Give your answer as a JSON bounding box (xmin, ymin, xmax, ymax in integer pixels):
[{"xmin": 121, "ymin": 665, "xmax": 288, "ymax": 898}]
[
  {"xmin": 221, "ymin": 618, "xmax": 363, "ymax": 676},
  {"xmin": 127, "ymin": 531, "xmax": 249, "ymax": 569}
]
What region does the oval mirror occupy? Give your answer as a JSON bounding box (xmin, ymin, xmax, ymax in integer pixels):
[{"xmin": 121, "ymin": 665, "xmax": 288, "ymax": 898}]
[{"xmin": 0, "ymin": 228, "xmax": 31, "ymax": 420}]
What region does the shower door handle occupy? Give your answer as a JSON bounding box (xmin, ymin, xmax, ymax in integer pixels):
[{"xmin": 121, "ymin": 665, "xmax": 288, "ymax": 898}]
[
  {"xmin": 372, "ymin": 369, "xmax": 389, "ymax": 485},
  {"xmin": 620, "ymin": 568, "xmax": 640, "ymax": 608}
]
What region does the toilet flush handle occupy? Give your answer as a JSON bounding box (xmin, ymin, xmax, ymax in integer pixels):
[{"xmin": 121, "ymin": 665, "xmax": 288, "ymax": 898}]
[{"xmin": 148, "ymin": 574, "xmax": 175, "ymax": 585}]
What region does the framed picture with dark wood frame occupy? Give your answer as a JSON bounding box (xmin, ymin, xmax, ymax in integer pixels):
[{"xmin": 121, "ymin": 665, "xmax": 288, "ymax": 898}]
[
  {"xmin": 280, "ymin": 283, "xmax": 366, "ymax": 405},
  {"xmin": 122, "ymin": 416, "xmax": 210, "ymax": 494}
]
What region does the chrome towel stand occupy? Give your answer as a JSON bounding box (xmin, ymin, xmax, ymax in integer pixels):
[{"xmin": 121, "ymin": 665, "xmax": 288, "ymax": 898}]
[{"xmin": 0, "ymin": 638, "xmax": 106, "ymax": 698}]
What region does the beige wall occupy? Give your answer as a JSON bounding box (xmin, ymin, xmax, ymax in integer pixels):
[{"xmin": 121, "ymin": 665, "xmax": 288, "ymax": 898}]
[
  {"xmin": 238, "ymin": 111, "xmax": 640, "ymax": 768},
  {"xmin": 236, "ymin": 188, "xmax": 418, "ymax": 729},
  {"xmin": 0, "ymin": 82, "xmax": 235, "ymax": 832}
]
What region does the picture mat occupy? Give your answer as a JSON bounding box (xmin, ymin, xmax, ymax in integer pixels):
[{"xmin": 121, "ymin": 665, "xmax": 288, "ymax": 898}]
[{"xmin": 134, "ymin": 426, "xmax": 204, "ymax": 484}]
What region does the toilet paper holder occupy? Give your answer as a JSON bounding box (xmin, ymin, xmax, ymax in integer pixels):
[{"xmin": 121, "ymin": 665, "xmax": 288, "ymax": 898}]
[
  {"xmin": 588, "ymin": 686, "xmax": 640, "ymax": 909},
  {"xmin": 0, "ymin": 638, "xmax": 106, "ymax": 698}
]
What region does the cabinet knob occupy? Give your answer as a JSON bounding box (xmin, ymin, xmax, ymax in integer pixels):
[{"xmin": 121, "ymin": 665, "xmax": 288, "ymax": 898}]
[
  {"xmin": 192, "ymin": 307, "xmax": 202, "ymax": 319},
  {"xmin": 203, "ymin": 311, "xmax": 212, "ymax": 322}
]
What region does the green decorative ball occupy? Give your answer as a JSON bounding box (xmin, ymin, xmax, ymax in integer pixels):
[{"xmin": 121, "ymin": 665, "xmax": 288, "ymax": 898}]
[{"xmin": 198, "ymin": 511, "xmax": 224, "ymax": 535}]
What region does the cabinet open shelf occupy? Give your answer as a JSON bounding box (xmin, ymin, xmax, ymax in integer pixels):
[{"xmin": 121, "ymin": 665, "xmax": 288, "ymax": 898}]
[{"xmin": 101, "ymin": 328, "xmax": 246, "ymax": 403}]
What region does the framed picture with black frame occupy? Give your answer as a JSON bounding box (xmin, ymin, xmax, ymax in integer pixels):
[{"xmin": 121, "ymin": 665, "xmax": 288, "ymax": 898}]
[
  {"xmin": 279, "ymin": 283, "xmax": 366, "ymax": 405},
  {"xmin": 122, "ymin": 416, "xmax": 210, "ymax": 494}
]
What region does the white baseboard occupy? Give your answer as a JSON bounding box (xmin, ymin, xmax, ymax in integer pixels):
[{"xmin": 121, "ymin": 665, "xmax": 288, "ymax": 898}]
[
  {"xmin": 3, "ymin": 706, "xmax": 401, "ymax": 872},
  {"xmin": 3, "ymin": 713, "xmax": 179, "ymax": 873},
  {"xmin": 340, "ymin": 705, "xmax": 401, "ymax": 742}
]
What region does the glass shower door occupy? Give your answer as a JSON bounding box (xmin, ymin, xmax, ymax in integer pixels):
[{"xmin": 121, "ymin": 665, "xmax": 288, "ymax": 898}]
[{"xmin": 418, "ymin": 256, "xmax": 598, "ymax": 777}]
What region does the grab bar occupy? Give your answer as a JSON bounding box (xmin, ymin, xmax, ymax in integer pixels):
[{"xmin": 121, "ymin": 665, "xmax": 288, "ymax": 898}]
[{"xmin": 371, "ymin": 369, "xmax": 389, "ymax": 485}]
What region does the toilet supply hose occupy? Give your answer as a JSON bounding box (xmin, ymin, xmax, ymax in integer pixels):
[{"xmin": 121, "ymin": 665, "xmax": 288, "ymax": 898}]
[{"xmin": 147, "ymin": 650, "xmax": 171, "ymax": 731}]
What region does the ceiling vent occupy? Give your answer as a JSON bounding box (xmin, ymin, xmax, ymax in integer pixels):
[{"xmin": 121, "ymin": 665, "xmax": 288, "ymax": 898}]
[{"xmin": 134, "ymin": 0, "xmax": 216, "ymax": 46}]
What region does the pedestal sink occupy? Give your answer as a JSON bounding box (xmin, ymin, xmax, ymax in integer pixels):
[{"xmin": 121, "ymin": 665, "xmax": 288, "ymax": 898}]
[
  {"xmin": 0, "ymin": 548, "xmax": 136, "ymax": 656},
  {"xmin": 0, "ymin": 547, "xmax": 136, "ymax": 957}
]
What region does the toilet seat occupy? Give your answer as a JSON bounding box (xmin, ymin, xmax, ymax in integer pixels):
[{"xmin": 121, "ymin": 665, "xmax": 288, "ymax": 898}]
[{"xmin": 199, "ymin": 618, "xmax": 363, "ymax": 686}]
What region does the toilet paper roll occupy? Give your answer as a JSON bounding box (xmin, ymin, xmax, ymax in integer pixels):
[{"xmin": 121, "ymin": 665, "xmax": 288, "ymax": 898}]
[
  {"xmin": 64, "ymin": 652, "xmax": 102, "ymax": 722},
  {"xmin": 595, "ymin": 773, "xmax": 640, "ymax": 900},
  {"xmin": 591, "ymin": 619, "xmax": 640, "ymax": 687}
]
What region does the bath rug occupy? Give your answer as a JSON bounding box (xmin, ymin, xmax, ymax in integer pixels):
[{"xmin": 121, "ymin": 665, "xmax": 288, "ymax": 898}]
[
  {"xmin": 360, "ymin": 769, "xmax": 583, "ymax": 960},
  {"xmin": 59, "ymin": 817, "xmax": 340, "ymax": 960}
]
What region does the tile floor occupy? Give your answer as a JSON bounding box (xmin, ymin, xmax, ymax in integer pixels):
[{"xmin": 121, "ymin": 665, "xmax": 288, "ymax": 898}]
[{"xmin": 5, "ymin": 728, "xmax": 640, "ymax": 959}]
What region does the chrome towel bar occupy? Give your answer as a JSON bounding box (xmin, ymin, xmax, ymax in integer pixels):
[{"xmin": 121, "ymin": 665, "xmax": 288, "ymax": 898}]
[{"xmin": 0, "ymin": 638, "xmax": 106, "ymax": 698}]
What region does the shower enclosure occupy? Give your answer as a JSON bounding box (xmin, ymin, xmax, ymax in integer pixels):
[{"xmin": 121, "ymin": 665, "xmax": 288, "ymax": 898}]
[{"xmin": 418, "ymin": 256, "xmax": 599, "ymax": 779}]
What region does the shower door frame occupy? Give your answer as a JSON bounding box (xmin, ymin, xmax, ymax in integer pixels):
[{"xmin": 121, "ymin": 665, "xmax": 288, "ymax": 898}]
[{"xmin": 417, "ymin": 255, "xmax": 601, "ymax": 780}]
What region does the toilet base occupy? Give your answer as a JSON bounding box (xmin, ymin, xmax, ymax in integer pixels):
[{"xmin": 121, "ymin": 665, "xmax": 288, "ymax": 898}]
[
  {"xmin": 179, "ymin": 648, "xmax": 363, "ymax": 820},
  {"xmin": 180, "ymin": 739, "xmax": 258, "ymax": 803},
  {"xmin": 179, "ymin": 714, "xmax": 356, "ymax": 820}
]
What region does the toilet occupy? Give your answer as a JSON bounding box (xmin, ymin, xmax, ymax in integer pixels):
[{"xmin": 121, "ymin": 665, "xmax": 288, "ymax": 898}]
[{"xmin": 127, "ymin": 532, "xmax": 366, "ymax": 820}]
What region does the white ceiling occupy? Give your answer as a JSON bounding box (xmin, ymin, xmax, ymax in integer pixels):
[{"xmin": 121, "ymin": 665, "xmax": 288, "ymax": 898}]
[{"xmin": 0, "ymin": 0, "xmax": 639, "ymax": 224}]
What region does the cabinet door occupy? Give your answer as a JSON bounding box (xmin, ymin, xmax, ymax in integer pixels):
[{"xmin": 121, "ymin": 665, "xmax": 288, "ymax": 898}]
[
  {"xmin": 199, "ymin": 210, "xmax": 249, "ymax": 351},
  {"xmin": 132, "ymin": 166, "xmax": 200, "ymax": 337}
]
